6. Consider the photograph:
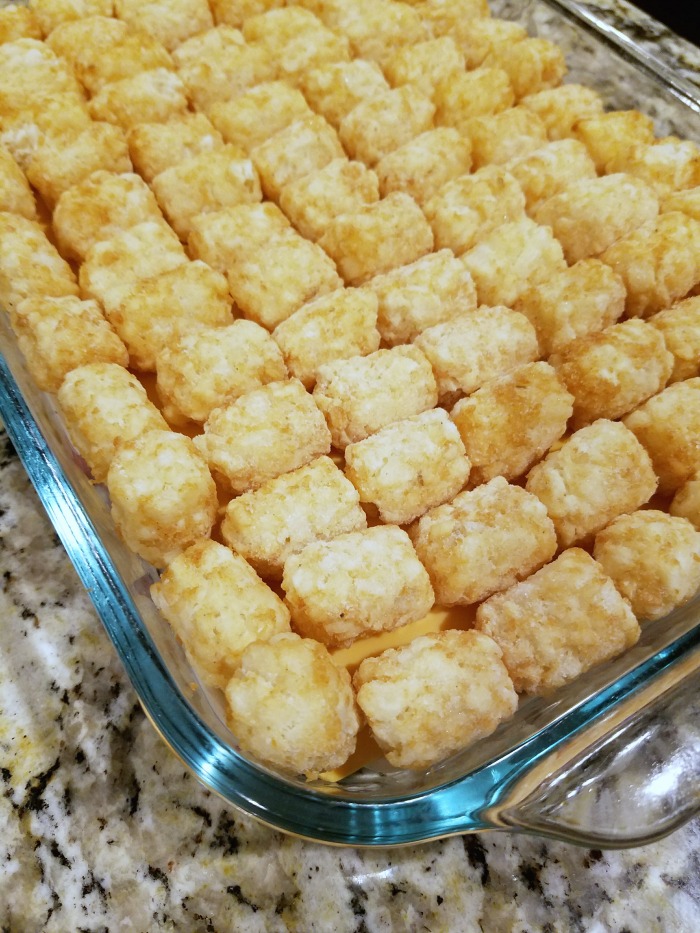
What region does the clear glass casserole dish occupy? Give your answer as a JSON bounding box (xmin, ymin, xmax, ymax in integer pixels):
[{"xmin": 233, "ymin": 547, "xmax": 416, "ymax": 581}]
[{"xmin": 2, "ymin": 0, "xmax": 700, "ymax": 849}]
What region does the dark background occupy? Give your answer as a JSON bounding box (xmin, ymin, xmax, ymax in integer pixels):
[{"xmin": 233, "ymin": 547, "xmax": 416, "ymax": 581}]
[{"xmin": 632, "ymin": 0, "xmax": 700, "ymax": 47}]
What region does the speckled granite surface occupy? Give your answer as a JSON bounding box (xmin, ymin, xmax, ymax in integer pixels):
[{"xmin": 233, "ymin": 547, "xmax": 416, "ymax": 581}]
[{"xmin": 3, "ymin": 1, "xmax": 700, "ymax": 930}]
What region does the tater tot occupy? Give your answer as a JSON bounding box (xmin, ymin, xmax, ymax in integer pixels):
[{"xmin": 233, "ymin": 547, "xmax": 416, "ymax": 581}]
[
  {"xmin": 0, "ymin": 144, "xmax": 37, "ymax": 220},
  {"xmin": 151, "ymin": 539, "xmax": 291, "ymax": 690},
  {"xmin": 53, "ymin": 170, "xmax": 166, "ymax": 261},
  {"xmin": 414, "ymin": 0, "xmax": 495, "ymax": 44},
  {"xmin": 25, "ymin": 121, "xmax": 131, "ymax": 210},
  {"xmin": 532, "ymin": 174, "xmax": 659, "ymax": 264},
  {"xmin": 152, "ymin": 147, "xmax": 262, "ymax": 241},
  {"xmin": 29, "ymin": 0, "xmax": 113, "ymax": 37},
  {"xmin": 506, "ymin": 139, "xmax": 597, "ymax": 211},
  {"xmin": 475, "ymin": 548, "xmax": 640, "ymax": 695},
  {"xmin": 414, "ymin": 306, "xmax": 539, "ymax": 401},
  {"xmin": 0, "ymin": 37, "xmax": 83, "ymax": 96},
  {"xmin": 623, "ymin": 378, "xmax": 700, "ymax": 494},
  {"xmin": 318, "ymin": 192, "xmax": 434, "ymax": 286},
  {"xmin": 661, "ymin": 185, "xmax": 700, "ymax": 222},
  {"xmin": 622, "ymin": 137, "xmax": 700, "ymax": 198},
  {"xmin": 127, "ymin": 113, "xmax": 225, "ymax": 184},
  {"xmin": 283, "ymin": 525, "xmax": 434, "ymax": 648},
  {"xmin": 451, "ymin": 362, "xmax": 573, "ymax": 485},
  {"xmin": 513, "ymin": 259, "xmax": 625, "ymax": 356},
  {"xmin": 313, "ymin": 345, "xmax": 438, "ymax": 449},
  {"xmin": 344, "ymin": 409, "xmax": 471, "ymax": 525},
  {"xmin": 338, "ymin": 86, "xmax": 435, "ymax": 167},
  {"xmin": 174, "ymin": 30, "xmax": 274, "ymax": 110},
  {"xmin": 526, "ymin": 419, "xmax": 658, "ymax": 547},
  {"xmin": 224, "ymin": 632, "xmax": 359, "ymax": 778},
  {"xmin": 484, "ymin": 36, "xmax": 566, "ymax": 99},
  {"xmin": 598, "ymin": 212, "xmax": 700, "ymax": 318},
  {"xmin": 411, "ymin": 477, "xmax": 557, "ymax": 606},
  {"xmin": 465, "ymin": 106, "xmax": 547, "ymax": 169},
  {"xmin": 550, "ymin": 319, "xmax": 673, "ymax": 429},
  {"xmin": 251, "ymin": 115, "xmax": 344, "ymax": 202},
  {"xmin": 0, "ymin": 92, "xmax": 91, "ymax": 170},
  {"xmin": 207, "ymin": 81, "xmax": 312, "ymax": 154},
  {"xmin": 221, "ymin": 455, "xmax": 367, "ymax": 578},
  {"xmin": 0, "ymin": 5, "xmax": 41, "ymax": 44},
  {"xmin": 279, "ymin": 158, "xmax": 379, "ymax": 242},
  {"xmin": 593, "ymin": 510, "xmax": 700, "ymax": 622},
  {"xmin": 329, "ymin": 0, "xmax": 427, "ymax": 66},
  {"xmin": 113, "ymin": 0, "xmax": 214, "ymax": 51},
  {"xmin": 45, "ymin": 15, "xmax": 126, "ymax": 71},
  {"xmin": 671, "ymin": 475, "xmax": 700, "ymax": 530},
  {"xmin": 75, "ymin": 30, "xmax": 174, "ymax": 97},
  {"xmin": 649, "ymin": 296, "xmax": 700, "ymax": 383},
  {"xmin": 210, "ymin": 0, "xmax": 285, "ymax": 27},
  {"xmin": 428, "ymin": 12, "xmax": 525, "ymax": 70},
  {"xmin": 353, "ymin": 629, "xmax": 518, "ymax": 770},
  {"xmin": 88, "ymin": 68, "xmax": 188, "ymax": 131},
  {"xmin": 433, "ymin": 67, "xmax": 514, "ymax": 134},
  {"xmin": 106, "ymin": 261, "xmax": 232, "ymax": 372},
  {"xmin": 10, "ymin": 296, "xmax": 128, "ymax": 393},
  {"xmin": 187, "ymin": 201, "xmax": 291, "ymax": 272},
  {"xmin": 363, "ymin": 249, "xmax": 477, "ymax": 346},
  {"xmin": 0, "ymin": 212, "xmax": 78, "ymax": 310},
  {"xmin": 272, "ymin": 287, "xmax": 380, "ymax": 388},
  {"xmin": 423, "ymin": 165, "xmax": 526, "ymax": 257},
  {"xmin": 382, "ymin": 36, "xmax": 465, "ymax": 99},
  {"xmin": 80, "ymin": 220, "xmax": 187, "ymax": 313},
  {"xmin": 194, "ymin": 378, "xmax": 331, "ymax": 492},
  {"xmin": 573, "ymin": 109, "xmax": 655, "ymax": 173},
  {"xmin": 374, "ymin": 128, "xmax": 471, "ymax": 205},
  {"xmin": 520, "ymin": 84, "xmax": 604, "ymax": 140},
  {"xmin": 299, "ymin": 59, "xmax": 389, "ymax": 128},
  {"xmin": 57, "ymin": 362, "xmax": 169, "ymax": 483},
  {"xmin": 154, "ymin": 320, "xmax": 287, "ymax": 424},
  {"xmin": 107, "ymin": 429, "xmax": 217, "ymax": 568}
]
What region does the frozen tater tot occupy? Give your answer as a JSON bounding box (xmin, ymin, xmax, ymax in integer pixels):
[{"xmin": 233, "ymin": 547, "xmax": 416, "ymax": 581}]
[
  {"xmin": 451, "ymin": 362, "xmax": 573, "ymax": 485},
  {"xmin": 623, "ymin": 378, "xmax": 700, "ymax": 494},
  {"xmin": 550, "ymin": 319, "xmax": 673, "ymax": 429},
  {"xmin": 210, "ymin": 0, "xmax": 285, "ymax": 27},
  {"xmin": 423, "ymin": 165, "xmax": 526, "ymax": 256},
  {"xmin": 25, "ymin": 122, "xmax": 131, "ymax": 209},
  {"xmin": 272, "ymin": 287, "xmax": 380, "ymax": 388},
  {"xmin": 0, "ymin": 5, "xmax": 41, "ymax": 44},
  {"xmin": 251, "ymin": 115, "xmax": 344, "ymax": 202},
  {"xmin": 649, "ymin": 296, "xmax": 700, "ymax": 383},
  {"xmin": 152, "ymin": 147, "xmax": 261, "ymax": 241},
  {"xmin": 88, "ymin": 68, "xmax": 188, "ymax": 131},
  {"xmin": 299, "ymin": 59, "xmax": 389, "ymax": 128},
  {"xmin": 374, "ymin": 128, "xmax": 471, "ymax": 205},
  {"xmin": 53, "ymin": 170, "xmax": 166, "ymax": 261},
  {"xmin": 599, "ymin": 212, "xmax": 700, "ymax": 319},
  {"xmin": 484, "ymin": 36, "xmax": 566, "ymax": 99},
  {"xmin": 411, "ymin": 477, "xmax": 557, "ymax": 606},
  {"xmin": 221, "ymin": 455, "xmax": 367, "ymax": 579},
  {"xmin": 506, "ymin": 139, "xmax": 597, "ymax": 212},
  {"xmin": 151, "ymin": 539, "xmax": 291, "ymax": 690},
  {"xmin": 207, "ymin": 82, "xmax": 312, "ymax": 154},
  {"xmin": 194, "ymin": 378, "xmax": 331, "ymax": 491},
  {"xmin": 573, "ymin": 109, "xmax": 655, "ymax": 174},
  {"xmin": 670, "ymin": 475, "xmax": 700, "ymax": 530},
  {"xmin": 415, "ymin": 306, "xmax": 539, "ymax": 401},
  {"xmin": 621, "ymin": 138, "xmax": 700, "ymax": 198},
  {"xmin": 0, "ymin": 144, "xmax": 37, "ymax": 220},
  {"xmin": 154, "ymin": 320, "xmax": 286, "ymax": 424},
  {"xmin": 475, "ymin": 548, "xmax": 640, "ymax": 695},
  {"xmin": 57, "ymin": 362, "xmax": 169, "ymax": 483},
  {"xmin": 114, "ymin": 0, "xmax": 214, "ymax": 51},
  {"xmin": 107, "ymin": 429, "xmax": 217, "ymax": 568},
  {"xmin": 10, "ymin": 296, "xmax": 128, "ymax": 394},
  {"xmin": 531, "ymin": 173, "xmax": 659, "ymax": 265},
  {"xmin": 0, "ymin": 37, "xmax": 83, "ymax": 95},
  {"xmin": 465, "ymin": 106, "xmax": 547, "ymax": 168},
  {"xmin": 127, "ymin": 113, "xmax": 225, "ymax": 183},
  {"xmin": 74, "ymin": 29, "xmax": 174, "ymax": 96},
  {"xmin": 436, "ymin": 15, "xmax": 526, "ymax": 70},
  {"xmin": 514, "ymin": 259, "xmax": 625, "ymax": 356},
  {"xmin": 0, "ymin": 213, "xmax": 78, "ymax": 310},
  {"xmin": 80, "ymin": 220, "xmax": 187, "ymax": 313},
  {"xmin": 279, "ymin": 158, "xmax": 380, "ymax": 242},
  {"xmin": 106, "ymin": 261, "xmax": 232, "ymax": 372},
  {"xmin": 29, "ymin": 0, "xmax": 113, "ymax": 37},
  {"xmin": 46, "ymin": 16, "xmax": 124, "ymax": 73},
  {"xmin": 461, "ymin": 217, "xmax": 566, "ymax": 308},
  {"xmin": 344, "ymin": 409, "xmax": 471, "ymax": 525},
  {"xmin": 382, "ymin": 36, "xmax": 465, "ymax": 99},
  {"xmin": 187, "ymin": 201, "xmax": 291, "ymax": 271},
  {"xmin": 283, "ymin": 525, "xmax": 434, "ymax": 648},
  {"xmin": 330, "ymin": 0, "xmax": 427, "ymax": 66},
  {"xmin": 313, "ymin": 345, "xmax": 438, "ymax": 449},
  {"xmin": 520, "ymin": 84, "xmax": 604, "ymax": 140},
  {"xmin": 593, "ymin": 510, "xmax": 700, "ymax": 622},
  {"xmin": 353, "ymin": 629, "xmax": 517, "ymax": 771},
  {"xmin": 338, "ymin": 86, "xmax": 435, "ymax": 167},
  {"xmin": 364, "ymin": 249, "xmax": 477, "ymax": 346},
  {"xmin": 433, "ymin": 67, "xmax": 514, "ymax": 134},
  {"xmin": 224, "ymin": 632, "xmax": 359, "ymax": 778},
  {"xmin": 171, "ymin": 22, "xmax": 243, "ymax": 68},
  {"xmin": 525, "ymin": 419, "xmax": 658, "ymax": 548},
  {"xmin": 318, "ymin": 192, "xmax": 434, "ymax": 286},
  {"xmin": 0, "ymin": 91, "xmax": 91, "ymax": 171},
  {"xmin": 662, "ymin": 185, "xmax": 700, "ymax": 221}
]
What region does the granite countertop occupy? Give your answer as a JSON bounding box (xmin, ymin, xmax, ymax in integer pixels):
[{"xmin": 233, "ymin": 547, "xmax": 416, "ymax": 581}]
[{"xmin": 3, "ymin": 1, "xmax": 700, "ymax": 930}]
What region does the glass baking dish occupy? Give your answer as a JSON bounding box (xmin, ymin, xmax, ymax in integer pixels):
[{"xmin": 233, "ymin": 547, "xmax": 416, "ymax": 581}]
[{"xmin": 2, "ymin": 0, "xmax": 700, "ymax": 849}]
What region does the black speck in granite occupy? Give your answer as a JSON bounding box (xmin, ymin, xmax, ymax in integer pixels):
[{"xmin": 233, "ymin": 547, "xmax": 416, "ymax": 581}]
[
  {"xmin": 19, "ymin": 755, "xmax": 61, "ymax": 817},
  {"xmin": 211, "ymin": 812, "xmax": 240, "ymax": 857},
  {"xmin": 463, "ymin": 836, "xmax": 490, "ymax": 886}
]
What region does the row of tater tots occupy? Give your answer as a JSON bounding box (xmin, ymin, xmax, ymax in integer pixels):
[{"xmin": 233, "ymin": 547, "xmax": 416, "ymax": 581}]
[{"xmin": 1, "ymin": 0, "xmax": 700, "ymax": 778}]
